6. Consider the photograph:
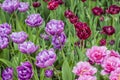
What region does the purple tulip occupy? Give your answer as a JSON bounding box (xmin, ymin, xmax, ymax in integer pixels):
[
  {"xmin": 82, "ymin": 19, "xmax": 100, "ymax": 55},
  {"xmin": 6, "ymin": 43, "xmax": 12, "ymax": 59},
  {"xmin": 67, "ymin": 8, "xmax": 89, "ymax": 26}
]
[
  {"xmin": 18, "ymin": 41, "xmax": 38, "ymax": 54},
  {"xmin": 0, "ymin": 35, "xmax": 9, "ymax": 49},
  {"xmin": 45, "ymin": 69, "xmax": 53, "ymax": 78},
  {"xmin": 18, "ymin": 2, "xmax": 29, "ymax": 12},
  {"xmin": 52, "ymin": 32, "xmax": 66, "ymax": 49},
  {"xmin": 109, "ymin": 40, "xmax": 115, "ymax": 45},
  {"xmin": 45, "ymin": 19, "xmax": 64, "ymax": 36},
  {"xmin": 1, "ymin": 0, "xmax": 19, "ymax": 13},
  {"xmin": 2, "ymin": 67, "xmax": 13, "ymax": 80},
  {"xmin": 17, "ymin": 61, "xmax": 33, "ymax": 80},
  {"xmin": 0, "ymin": 23, "xmax": 12, "ymax": 35},
  {"xmin": 25, "ymin": 14, "xmax": 43, "ymax": 27},
  {"xmin": 35, "ymin": 48, "xmax": 56, "ymax": 68},
  {"xmin": 10, "ymin": 31, "xmax": 28, "ymax": 44}
]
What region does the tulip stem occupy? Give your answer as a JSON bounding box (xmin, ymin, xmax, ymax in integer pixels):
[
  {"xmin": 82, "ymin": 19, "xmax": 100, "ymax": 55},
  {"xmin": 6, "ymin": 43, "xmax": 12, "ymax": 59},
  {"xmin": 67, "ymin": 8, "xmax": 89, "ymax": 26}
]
[
  {"xmin": 40, "ymin": 69, "xmax": 45, "ymax": 80},
  {"xmin": 53, "ymin": 66, "xmax": 61, "ymax": 80},
  {"xmin": 81, "ymin": 40, "xmax": 85, "ymax": 49},
  {"xmin": 35, "ymin": 28, "xmax": 40, "ymax": 44},
  {"xmin": 61, "ymin": 49, "xmax": 66, "ymax": 60}
]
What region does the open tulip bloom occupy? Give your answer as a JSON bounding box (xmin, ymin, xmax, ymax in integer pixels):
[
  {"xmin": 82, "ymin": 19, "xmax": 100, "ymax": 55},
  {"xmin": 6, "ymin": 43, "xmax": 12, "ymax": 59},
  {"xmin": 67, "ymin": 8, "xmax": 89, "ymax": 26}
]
[{"xmin": 0, "ymin": 0, "xmax": 120, "ymax": 80}]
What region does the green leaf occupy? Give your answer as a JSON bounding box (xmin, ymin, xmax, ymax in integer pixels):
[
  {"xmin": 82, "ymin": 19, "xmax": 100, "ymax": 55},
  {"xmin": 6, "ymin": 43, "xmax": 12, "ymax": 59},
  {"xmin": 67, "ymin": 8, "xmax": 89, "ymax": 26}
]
[
  {"xmin": 62, "ymin": 59, "xmax": 72, "ymax": 80},
  {"xmin": 0, "ymin": 58, "xmax": 13, "ymax": 67},
  {"xmin": 40, "ymin": 69, "xmax": 45, "ymax": 80}
]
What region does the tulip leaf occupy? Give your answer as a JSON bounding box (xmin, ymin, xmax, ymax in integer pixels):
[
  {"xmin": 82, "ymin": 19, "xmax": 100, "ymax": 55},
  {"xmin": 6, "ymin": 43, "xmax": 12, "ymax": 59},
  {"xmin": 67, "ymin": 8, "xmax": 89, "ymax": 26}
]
[{"xmin": 62, "ymin": 59, "xmax": 72, "ymax": 80}]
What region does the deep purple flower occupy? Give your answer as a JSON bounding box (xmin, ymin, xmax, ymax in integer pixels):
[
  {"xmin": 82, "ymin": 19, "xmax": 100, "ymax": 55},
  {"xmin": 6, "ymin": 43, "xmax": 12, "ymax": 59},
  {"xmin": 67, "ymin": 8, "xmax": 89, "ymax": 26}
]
[
  {"xmin": 0, "ymin": 35, "xmax": 9, "ymax": 49},
  {"xmin": 51, "ymin": 0, "xmax": 64, "ymax": 5},
  {"xmin": 69, "ymin": 16, "xmax": 79, "ymax": 24},
  {"xmin": 45, "ymin": 69, "xmax": 53, "ymax": 78},
  {"xmin": 52, "ymin": 32, "xmax": 66, "ymax": 49},
  {"xmin": 75, "ymin": 22, "xmax": 91, "ymax": 40},
  {"xmin": 35, "ymin": 48, "xmax": 56, "ymax": 68},
  {"xmin": 102, "ymin": 26, "xmax": 115, "ymax": 36},
  {"xmin": 40, "ymin": 33, "xmax": 50, "ymax": 40},
  {"xmin": 109, "ymin": 40, "xmax": 115, "ymax": 45},
  {"xmin": 106, "ymin": 5, "xmax": 120, "ymax": 15},
  {"xmin": 99, "ymin": 39, "xmax": 106, "ymax": 46},
  {"xmin": 32, "ymin": 2, "xmax": 41, "ymax": 8},
  {"xmin": 25, "ymin": 14, "xmax": 43, "ymax": 27},
  {"xmin": 82, "ymin": 0, "xmax": 86, "ymax": 2},
  {"xmin": 64, "ymin": 10, "xmax": 74, "ymax": 18},
  {"xmin": 45, "ymin": 19, "xmax": 64, "ymax": 36},
  {"xmin": 88, "ymin": 59, "xmax": 94, "ymax": 65},
  {"xmin": 10, "ymin": 31, "xmax": 28, "ymax": 44},
  {"xmin": 18, "ymin": 2, "xmax": 29, "ymax": 12},
  {"xmin": 18, "ymin": 41, "xmax": 39, "ymax": 54},
  {"xmin": 1, "ymin": 0, "xmax": 19, "ymax": 13},
  {"xmin": 17, "ymin": 61, "xmax": 33, "ymax": 80},
  {"xmin": 0, "ymin": 23, "xmax": 12, "ymax": 35},
  {"xmin": 92, "ymin": 7, "xmax": 104, "ymax": 16},
  {"xmin": 2, "ymin": 68, "xmax": 13, "ymax": 80},
  {"xmin": 74, "ymin": 21, "xmax": 83, "ymax": 32},
  {"xmin": 47, "ymin": 1, "xmax": 59, "ymax": 10}
]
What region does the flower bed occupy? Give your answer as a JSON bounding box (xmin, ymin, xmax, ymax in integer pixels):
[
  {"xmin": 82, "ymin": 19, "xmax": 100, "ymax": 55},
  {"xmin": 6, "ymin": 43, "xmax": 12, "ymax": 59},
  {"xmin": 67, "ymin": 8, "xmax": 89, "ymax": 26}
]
[{"xmin": 0, "ymin": 0, "xmax": 120, "ymax": 80}]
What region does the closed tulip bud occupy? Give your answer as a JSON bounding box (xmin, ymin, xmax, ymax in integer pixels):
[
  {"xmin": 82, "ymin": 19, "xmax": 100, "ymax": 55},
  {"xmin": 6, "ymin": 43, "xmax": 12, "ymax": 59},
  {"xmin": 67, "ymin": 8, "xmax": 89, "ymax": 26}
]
[{"xmin": 32, "ymin": 2, "xmax": 41, "ymax": 8}]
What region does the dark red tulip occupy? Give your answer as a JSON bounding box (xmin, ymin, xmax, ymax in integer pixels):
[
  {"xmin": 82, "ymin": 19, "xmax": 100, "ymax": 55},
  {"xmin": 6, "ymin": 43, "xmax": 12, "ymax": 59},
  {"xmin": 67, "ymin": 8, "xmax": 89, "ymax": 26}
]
[
  {"xmin": 92, "ymin": 7, "xmax": 104, "ymax": 16},
  {"xmin": 64, "ymin": 10, "xmax": 75, "ymax": 18},
  {"xmin": 88, "ymin": 59, "xmax": 94, "ymax": 65},
  {"xmin": 81, "ymin": 0, "xmax": 86, "ymax": 2},
  {"xmin": 76, "ymin": 23, "xmax": 91, "ymax": 40},
  {"xmin": 99, "ymin": 39, "xmax": 106, "ymax": 46},
  {"xmin": 69, "ymin": 16, "xmax": 79, "ymax": 24},
  {"xmin": 51, "ymin": 0, "xmax": 64, "ymax": 5},
  {"xmin": 74, "ymin": 22, "xmax": 82, "ymax": 31},
  {"xmin": 106, "ymin": 5, "xmax": 120, "ymax": 15},
  {"xmin": 47, "ymin": 1, "xmax": 59, "ymax": 10},
  {"xmin": 74, "ymin": 22, "xmax": 87, "ymax": 32},
  {"xmin": 102, "ymin": 26, "xmax": 115, "ymax": 36},
  {"xmin": 32, "ymin": 2, "xmax": 41, "ymax": 8}
]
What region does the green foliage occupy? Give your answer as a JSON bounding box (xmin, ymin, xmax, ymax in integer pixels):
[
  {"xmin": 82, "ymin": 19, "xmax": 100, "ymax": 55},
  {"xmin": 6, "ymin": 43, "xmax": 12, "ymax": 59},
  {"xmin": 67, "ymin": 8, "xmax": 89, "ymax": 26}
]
[
  {"xmin": 62, "ymin": 59, "xmax": 72, "ymax": 80},
  {"xmin": 0, "ymin": 0, "xmax": 120, "ymax": 80}
]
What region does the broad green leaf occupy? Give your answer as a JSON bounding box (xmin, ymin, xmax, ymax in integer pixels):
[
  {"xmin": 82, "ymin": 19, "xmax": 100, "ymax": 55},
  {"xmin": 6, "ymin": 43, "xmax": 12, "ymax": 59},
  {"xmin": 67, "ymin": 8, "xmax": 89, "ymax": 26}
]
[{"xmin": 62, "ymin": 59, "xmax": 72, "ymax": 80}]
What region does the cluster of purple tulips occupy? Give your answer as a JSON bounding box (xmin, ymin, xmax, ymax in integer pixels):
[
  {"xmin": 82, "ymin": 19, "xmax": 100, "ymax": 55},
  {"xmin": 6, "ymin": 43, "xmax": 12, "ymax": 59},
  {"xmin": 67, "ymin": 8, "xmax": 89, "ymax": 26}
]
[{"xmin": 0, "ymin": 0, "xmax": 66, "ymax": 80}]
